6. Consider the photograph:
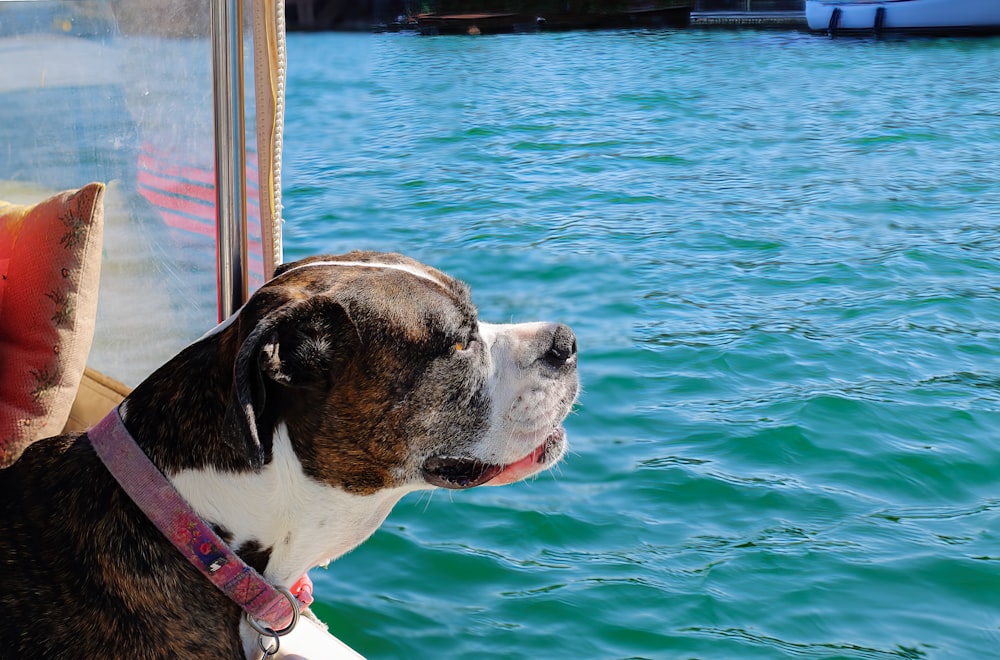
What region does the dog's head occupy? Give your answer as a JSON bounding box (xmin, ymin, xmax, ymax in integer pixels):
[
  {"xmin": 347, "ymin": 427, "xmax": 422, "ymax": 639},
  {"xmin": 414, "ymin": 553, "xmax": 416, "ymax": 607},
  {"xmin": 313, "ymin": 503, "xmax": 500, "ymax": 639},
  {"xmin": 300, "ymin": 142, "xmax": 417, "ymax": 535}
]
[{"xmin": 227, "ymin": 251, "xmax": 578, "ymax": 495}]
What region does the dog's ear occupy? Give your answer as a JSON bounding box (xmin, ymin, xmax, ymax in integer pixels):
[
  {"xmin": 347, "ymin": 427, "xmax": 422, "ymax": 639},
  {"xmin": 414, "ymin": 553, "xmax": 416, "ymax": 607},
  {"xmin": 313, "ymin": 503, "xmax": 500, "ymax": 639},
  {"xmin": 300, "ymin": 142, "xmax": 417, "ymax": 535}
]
[
  {"xmin": 258, "ymin": 299, "xmax": 359, "ymax": 387},
  {"xmin": 231, "ymin": 298, "xmax": 359, "ymax": 468}
]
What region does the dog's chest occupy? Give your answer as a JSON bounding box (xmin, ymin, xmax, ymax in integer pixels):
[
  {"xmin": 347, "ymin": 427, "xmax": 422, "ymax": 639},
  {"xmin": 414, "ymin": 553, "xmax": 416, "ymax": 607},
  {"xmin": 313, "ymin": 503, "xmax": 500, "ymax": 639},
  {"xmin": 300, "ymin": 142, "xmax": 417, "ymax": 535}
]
[{"xmin": 0, "ymin": 440, "xmax": 247, "ymax": 657}]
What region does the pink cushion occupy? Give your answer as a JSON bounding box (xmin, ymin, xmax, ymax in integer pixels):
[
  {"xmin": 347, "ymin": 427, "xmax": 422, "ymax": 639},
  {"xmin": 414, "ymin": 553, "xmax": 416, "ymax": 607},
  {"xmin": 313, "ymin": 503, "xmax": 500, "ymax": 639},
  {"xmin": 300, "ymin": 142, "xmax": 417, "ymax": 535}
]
[{"xmin": 0, "ymin": 183, "xmax": 105, "ymax": 467}]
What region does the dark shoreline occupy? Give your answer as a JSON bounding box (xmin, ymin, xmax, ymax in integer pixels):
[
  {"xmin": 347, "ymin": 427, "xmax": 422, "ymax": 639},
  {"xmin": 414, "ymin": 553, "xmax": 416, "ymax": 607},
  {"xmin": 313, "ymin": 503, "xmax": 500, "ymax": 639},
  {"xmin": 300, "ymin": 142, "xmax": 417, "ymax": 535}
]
[{"xmin": 285, "ymin": 0, "xmax": 806, "ymax": 32}]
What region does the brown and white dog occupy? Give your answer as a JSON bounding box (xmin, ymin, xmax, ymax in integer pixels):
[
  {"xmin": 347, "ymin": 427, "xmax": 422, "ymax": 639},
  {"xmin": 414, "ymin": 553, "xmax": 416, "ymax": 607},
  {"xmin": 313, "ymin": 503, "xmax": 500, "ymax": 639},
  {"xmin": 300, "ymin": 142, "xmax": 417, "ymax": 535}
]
[{"xmin": 0, "ymin": 251, "xmax": 578, "ymax": 659}]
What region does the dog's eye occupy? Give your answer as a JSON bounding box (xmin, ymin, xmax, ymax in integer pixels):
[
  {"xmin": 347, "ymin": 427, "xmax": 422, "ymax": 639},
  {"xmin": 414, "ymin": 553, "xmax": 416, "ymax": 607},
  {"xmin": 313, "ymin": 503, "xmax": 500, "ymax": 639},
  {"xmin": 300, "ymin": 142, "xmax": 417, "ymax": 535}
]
[
  {"xmin": 451, "ymin": 337, "xmax": 477, "ymax": 353},
  {"xmin": 439, "ymin": 340, "xmax": 466, "ymax": 356},
  {"xmin": 445, "ymin": 330, "xmax": 478, "ymax": 356}
]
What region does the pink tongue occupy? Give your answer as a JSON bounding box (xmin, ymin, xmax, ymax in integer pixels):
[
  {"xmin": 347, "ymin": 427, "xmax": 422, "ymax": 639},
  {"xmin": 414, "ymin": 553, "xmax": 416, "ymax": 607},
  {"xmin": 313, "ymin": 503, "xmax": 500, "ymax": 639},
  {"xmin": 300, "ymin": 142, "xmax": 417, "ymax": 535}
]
[{"xmin": 495, "ymin": 443, "xmax": 544, "ymax": 480}]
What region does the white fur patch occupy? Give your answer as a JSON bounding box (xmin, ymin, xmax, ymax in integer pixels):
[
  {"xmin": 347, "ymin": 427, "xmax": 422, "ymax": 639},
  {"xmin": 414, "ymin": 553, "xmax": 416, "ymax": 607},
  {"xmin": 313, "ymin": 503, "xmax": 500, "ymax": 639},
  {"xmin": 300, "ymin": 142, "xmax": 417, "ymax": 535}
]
[
  {"xmin": 473, "ymin": 321, "xmax": 575, "ymax": 466},
  {"xmin": 171, "ymin": 427, "xmax": 415, "ymax": 659},
  {"xmin": 278, "ymin": 259, "xmax": 447, "ymax": 290},
  {"xmin": 169, "ymin": 425, "xmax": 416, "ymax": 587}
]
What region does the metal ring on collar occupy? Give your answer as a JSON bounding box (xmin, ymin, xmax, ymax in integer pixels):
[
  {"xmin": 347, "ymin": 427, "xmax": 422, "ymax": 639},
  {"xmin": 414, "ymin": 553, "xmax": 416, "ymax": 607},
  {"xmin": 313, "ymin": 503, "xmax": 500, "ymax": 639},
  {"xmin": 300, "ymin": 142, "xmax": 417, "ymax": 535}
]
[
  {"xmin": 258, "ymin": 632, "xmax": 280, "ymax": 658},
  {"xmin": 245, "ymin": 586, "xmax": 301, "ymax": 638}
]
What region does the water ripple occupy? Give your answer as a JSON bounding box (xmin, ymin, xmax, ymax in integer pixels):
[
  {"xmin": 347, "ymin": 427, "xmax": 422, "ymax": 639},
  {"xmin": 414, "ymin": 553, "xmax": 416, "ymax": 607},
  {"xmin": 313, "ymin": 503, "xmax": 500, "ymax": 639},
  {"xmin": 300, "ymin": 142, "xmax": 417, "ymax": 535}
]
[
  {"xmin": 681, "ymin": 627, "xmax": 930, "ymax": 659},
  {"xmin": 284, "ymin": 29, "xmax": 1000, "ymax": 660}
]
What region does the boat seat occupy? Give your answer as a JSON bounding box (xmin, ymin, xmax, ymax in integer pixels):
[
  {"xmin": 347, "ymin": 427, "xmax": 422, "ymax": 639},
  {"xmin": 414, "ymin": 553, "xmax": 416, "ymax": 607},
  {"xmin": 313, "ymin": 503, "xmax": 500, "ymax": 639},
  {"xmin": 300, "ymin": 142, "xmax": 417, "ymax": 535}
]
[{"xmin": 62, "ymin": 366, "xmax": 130, "ymax": 434}]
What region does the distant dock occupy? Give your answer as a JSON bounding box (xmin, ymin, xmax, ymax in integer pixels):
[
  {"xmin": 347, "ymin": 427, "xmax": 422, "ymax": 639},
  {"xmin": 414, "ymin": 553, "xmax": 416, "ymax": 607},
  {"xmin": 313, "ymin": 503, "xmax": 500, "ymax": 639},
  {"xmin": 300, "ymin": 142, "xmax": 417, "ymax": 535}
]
[
  {"xmin": 691, "ymin": 11, "xmax": 806, "ymax": 28},
  {"xmin": 391, "ymin": 9, "xmax": 808, "ymax": 35},
  {"xmin": 286, "ymin": 1, "xmax": 809, "ymax": 32}
]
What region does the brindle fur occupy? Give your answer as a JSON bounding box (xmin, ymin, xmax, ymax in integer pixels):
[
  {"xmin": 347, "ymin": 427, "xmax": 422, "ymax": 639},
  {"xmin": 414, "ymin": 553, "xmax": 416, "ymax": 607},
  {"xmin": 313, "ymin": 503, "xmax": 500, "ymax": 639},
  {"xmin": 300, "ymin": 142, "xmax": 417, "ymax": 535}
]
[{"xmin": 0, "ymin": 251, "xmax": 497, "ymax": 658}]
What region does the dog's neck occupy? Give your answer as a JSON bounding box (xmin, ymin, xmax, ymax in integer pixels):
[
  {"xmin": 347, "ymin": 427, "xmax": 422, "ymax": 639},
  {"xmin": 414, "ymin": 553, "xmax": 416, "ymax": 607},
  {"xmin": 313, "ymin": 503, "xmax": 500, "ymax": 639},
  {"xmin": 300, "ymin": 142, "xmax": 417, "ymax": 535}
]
[
  {"xmin": 119, "ymin": 329, "xmax": 416, "ymax": 588},
  {"xmin": 121, "ymin": 330, "xmax": 259, "ymax": 473},
  {"xmin": 169, "ymin": 424, "xmax": 413, "ymax": 586}
]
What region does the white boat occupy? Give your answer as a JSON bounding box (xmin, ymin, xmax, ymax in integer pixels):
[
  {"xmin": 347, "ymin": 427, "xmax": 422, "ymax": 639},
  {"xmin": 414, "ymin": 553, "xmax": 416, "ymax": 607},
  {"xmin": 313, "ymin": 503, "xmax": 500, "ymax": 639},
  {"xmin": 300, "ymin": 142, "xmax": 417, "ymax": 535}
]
[{"xmin": 806, "ymin": 0, "xmax": 1000, "ymax": 34}]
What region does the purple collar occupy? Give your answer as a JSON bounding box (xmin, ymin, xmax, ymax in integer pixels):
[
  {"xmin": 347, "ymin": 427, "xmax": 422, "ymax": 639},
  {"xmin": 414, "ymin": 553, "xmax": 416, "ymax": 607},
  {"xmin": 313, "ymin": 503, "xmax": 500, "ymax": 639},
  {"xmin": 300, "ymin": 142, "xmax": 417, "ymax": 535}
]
[{"xmin": 88, "ymin": 408, "xmax": 312, "ymax": 635}]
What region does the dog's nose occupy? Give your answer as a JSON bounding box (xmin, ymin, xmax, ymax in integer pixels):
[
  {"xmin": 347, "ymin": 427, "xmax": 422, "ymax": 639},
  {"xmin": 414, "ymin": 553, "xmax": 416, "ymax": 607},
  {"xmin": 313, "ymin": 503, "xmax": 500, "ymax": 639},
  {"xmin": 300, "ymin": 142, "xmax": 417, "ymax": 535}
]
[{"xmin": 543, "ymin": 324, "xmax": 577, "ymax": 368}]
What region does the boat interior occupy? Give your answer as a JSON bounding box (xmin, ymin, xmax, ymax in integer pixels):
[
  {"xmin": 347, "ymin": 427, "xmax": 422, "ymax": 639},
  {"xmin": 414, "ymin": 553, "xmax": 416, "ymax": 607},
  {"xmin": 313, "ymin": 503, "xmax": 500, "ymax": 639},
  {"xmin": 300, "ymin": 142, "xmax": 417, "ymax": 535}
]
[{"xmin": 0, "ymin": 0, "xmax": 284, "ymax": 465}]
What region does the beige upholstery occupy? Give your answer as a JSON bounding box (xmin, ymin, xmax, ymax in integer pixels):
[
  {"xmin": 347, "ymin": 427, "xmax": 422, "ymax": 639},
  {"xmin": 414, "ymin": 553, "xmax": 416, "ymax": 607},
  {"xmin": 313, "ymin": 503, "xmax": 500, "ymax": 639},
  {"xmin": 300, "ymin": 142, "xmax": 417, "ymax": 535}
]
[{"xmin": 62, "ymin": 367, "xmax": 130, "ymax": 434}]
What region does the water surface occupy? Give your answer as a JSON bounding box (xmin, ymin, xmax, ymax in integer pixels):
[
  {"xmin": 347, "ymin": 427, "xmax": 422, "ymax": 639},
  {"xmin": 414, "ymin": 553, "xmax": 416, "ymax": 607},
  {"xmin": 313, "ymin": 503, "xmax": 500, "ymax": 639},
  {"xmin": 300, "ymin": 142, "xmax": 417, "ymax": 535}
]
[{"xmin": 283, "ymin": 29, "xmax": 1000, "ymax": 659}]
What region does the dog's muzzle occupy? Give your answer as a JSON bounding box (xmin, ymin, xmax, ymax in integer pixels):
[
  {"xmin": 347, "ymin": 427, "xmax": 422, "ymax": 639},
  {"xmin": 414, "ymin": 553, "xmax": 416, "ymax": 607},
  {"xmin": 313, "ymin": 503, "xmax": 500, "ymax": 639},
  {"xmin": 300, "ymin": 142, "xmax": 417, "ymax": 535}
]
[{"xmin": 422, "ymin": 427, "xmax": 566, "ymax": 489}]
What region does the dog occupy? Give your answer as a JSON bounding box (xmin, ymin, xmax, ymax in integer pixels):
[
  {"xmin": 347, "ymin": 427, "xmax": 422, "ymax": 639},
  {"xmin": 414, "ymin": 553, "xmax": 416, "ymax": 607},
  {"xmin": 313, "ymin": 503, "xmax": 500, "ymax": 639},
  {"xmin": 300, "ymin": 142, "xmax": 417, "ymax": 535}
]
[{"xmin": 0, "ymin": 251, "xmax": 578, "ymax": 659}]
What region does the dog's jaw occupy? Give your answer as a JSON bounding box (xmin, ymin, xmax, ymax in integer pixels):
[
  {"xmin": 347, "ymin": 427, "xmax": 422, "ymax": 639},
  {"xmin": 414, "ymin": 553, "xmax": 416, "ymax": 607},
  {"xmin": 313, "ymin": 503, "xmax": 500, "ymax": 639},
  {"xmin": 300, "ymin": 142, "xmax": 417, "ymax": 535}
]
[{"xmin": 170, "ymin": 423, "xmax": 417, "ymax": 587}]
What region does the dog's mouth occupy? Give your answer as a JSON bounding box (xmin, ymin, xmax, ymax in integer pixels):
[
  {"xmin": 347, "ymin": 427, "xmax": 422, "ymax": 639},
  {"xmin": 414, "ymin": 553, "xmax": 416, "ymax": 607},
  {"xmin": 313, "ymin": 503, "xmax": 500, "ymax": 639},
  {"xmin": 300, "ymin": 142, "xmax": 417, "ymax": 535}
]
[{"xmin": 422, "ymin": 428, "xmax": 565, "ymax": 490}]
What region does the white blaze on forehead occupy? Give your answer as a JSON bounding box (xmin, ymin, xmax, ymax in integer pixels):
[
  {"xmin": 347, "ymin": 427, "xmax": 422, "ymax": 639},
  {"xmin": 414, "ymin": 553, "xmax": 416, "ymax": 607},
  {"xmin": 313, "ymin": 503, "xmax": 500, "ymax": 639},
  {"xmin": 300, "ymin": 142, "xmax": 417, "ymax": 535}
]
[
  {"xmin": 200, "ymin": 259, "xmax": 449, "ymax": 339},
  {"xmin": 277, "ymin": 259, "xmax": 448, "ymax": 289}
]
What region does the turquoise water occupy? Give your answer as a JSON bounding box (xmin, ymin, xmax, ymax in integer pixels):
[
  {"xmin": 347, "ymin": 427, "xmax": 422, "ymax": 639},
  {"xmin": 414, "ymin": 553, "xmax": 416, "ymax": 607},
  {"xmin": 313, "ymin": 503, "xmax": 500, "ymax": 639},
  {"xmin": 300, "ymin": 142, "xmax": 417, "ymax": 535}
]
[{"xmin": 282, "ymin": 29, "xmax": 1000, "ymax": 659}]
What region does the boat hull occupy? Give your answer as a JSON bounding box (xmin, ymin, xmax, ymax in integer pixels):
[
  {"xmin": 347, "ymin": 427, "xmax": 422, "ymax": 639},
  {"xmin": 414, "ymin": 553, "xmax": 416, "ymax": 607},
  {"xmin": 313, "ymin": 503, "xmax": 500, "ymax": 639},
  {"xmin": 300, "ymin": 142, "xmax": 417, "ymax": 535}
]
[{"xmin": 806, "ymin": 0, "xmax": 1000, "ymax": 34}]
